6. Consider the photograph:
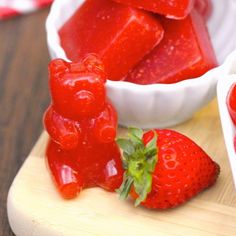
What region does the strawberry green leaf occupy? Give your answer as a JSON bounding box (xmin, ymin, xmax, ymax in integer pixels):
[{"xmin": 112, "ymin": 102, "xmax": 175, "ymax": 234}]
[
  {"xmin": 146, "ymin": 154, "xmax": 157, "ymax": 172},
  {"xmin": 128, "ymin": 127, "xmax": 143, "ymax": 139},
  {"xmin": 128, "ymin": 127, "xmax": 144, "ymax": 146},
  {"xmin": 134, "ymin": 173, "xmax": 152, "ymax": 207},
  {"xmin": 116, "ymin": 128, "xmax": 158, "ymax": 207},
  {"xmin": 145, "ymin": 148, "xmax": 157, "ymax": 159},
  {"xmin": 145, "ymin": 132, "xmax": 158, "ymax": 172},
  {"xmin": 116, "ymin": 173, "xmax": 134, "ymax": 200},
  {"xmin": 116, "ymin": 138, "xmax": 135, "ymax": 155}
]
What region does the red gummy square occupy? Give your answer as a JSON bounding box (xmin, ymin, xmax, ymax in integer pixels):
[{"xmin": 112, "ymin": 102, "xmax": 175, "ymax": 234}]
[
  {"xmin": 113, "ymin": 0, "xmax": 194, "ymax": 19},
  {"xmin": 59, "ymin": 0, "xmax": 163, "ymax": 81},
  {"xmin": 125, "ymin": 10, "xmax": 218, "ymax": 84}
]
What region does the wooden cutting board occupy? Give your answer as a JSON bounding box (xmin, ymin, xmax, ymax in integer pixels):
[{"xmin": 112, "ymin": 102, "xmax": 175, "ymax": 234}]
[{"xmin": 7, "ymin": 99, "xmax": 236, "ymax": 236}]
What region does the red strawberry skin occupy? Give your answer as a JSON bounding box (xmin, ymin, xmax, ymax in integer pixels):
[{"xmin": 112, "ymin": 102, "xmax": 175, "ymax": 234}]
[{"xmin": 131, "ymin": 129, "xmax": 220, "ymax": 209}]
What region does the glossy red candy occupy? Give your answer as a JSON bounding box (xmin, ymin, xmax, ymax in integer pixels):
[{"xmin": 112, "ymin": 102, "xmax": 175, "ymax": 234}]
[
  {"xmin": 227, "ymin": 83, "xmax": 236, "ymax": 126},
  {"xmin": 113, "ymin": 0, "xmax": 194, "ymax": 19},
  {"xmin": 59, "ymin": 0, "xmax": 164, "ymax": 81},
  {"xmin": 125, "ymin": 10, "xmax": 218, "ymax": 85},
  {"xmin": 44, "ymin": 55, "xmax": 124, "ymax": 199}
]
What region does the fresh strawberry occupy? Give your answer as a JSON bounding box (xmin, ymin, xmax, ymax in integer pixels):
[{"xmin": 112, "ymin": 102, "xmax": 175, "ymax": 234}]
[{"xmin": 117, "ymin": 128, "xmax": 220, "ymax": 209}]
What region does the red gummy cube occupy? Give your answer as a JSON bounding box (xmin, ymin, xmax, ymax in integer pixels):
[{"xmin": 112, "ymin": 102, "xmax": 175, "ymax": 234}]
[
  {"xmin": 125, "ymin": 10, "xmax": 218, "ymax": 85},
  {"xmin": 113, "ymin": 0, "xmax": 194, "ymax": 19},
  {"xmin": 59, "ymin": 0, "xmax": 163, "ymax": 81}
]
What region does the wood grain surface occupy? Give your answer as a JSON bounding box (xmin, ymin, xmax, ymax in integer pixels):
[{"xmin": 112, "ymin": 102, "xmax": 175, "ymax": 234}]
[
  {"xmin": 0, "ymin": 10, "xmax": 51, "ymax": 236},
  {"xmin": 7, "ymin": 100, "xmax": 236, "ymax": 236}
]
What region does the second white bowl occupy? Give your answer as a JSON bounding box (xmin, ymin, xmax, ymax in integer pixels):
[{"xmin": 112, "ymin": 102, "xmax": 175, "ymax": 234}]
[{"xmin": 217, "ymin": 75, "xmax": 236, "ymax": 188}]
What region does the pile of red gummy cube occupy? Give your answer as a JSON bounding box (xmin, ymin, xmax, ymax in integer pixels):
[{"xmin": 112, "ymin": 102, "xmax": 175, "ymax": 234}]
[{"xmin": 59, "ymin": 0, "xmax": 218, "ymax": 85}]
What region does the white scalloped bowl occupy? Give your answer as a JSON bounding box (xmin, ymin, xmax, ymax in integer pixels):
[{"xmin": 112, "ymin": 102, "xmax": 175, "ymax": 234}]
[
  {"xmin": 217, "ymin": 75, "xmax": 236, "ymax": 188},
  {"xmin": 46, "ymin": 0, "xmax": 236, "ymax": 128}
]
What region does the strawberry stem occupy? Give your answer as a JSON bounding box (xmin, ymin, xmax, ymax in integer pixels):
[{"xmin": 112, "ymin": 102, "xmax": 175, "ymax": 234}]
[{"xmin": 116, "ymin": 128, "xmax": 158, "ymax": 206}]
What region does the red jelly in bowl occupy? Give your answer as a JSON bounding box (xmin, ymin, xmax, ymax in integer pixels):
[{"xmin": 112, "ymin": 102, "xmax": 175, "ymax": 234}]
[
  {"xmin": 113, "ymin": 0, "xmax": 194, "ymax": 19},
  {"xmin": 125, "ymin": 10, "xmax": 217, "ymax": 85},
  {"xmin": 59, "ymin": 0, "xmax": 164, "ymax": 81}
]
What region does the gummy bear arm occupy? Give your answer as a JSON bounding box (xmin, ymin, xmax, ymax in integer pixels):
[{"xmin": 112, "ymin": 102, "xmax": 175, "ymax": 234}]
[
  {"xmin": 43, "ymin": 105, "xmax": 80, "ymax": 150},
  {"xmin": 93, "ymin": 103, "xmax": 118, "ymax": 143}
]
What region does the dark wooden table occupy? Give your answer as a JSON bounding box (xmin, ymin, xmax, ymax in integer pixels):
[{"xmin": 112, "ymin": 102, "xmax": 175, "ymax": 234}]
[{"xmin": 0, "ymin": 9, "xmax": 51, "ymax": 236}]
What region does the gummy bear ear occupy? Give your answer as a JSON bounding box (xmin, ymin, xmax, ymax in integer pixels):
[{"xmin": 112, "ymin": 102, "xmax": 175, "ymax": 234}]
[
  {"xmin": 83, "ymin": 54, "xmax": 107, "ymax": 83},
  {"xmin": 49, "ymin": 59, "xmax": 69, "ymax": 77}
]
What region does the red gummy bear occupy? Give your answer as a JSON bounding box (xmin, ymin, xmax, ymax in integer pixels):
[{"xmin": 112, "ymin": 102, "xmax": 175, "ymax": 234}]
[{"xmin": 44, "ymin": 55, "xmax": 124, "ymax": 199}]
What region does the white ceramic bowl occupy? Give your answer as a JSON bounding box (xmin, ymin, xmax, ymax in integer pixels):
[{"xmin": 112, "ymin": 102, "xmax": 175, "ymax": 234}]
[
  {"xmin": 46, "ymin": 0, "xmax": 236, "ymax": 128},
  {"xmin": 217, "ymin": 75, "xmax": 236, "ymax": 188}
]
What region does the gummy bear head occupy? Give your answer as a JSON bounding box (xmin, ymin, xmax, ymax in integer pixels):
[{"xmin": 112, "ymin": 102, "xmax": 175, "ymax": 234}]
[{"xmin": 49, "ymin": 55, "xmax": 107, "ymax": 120}]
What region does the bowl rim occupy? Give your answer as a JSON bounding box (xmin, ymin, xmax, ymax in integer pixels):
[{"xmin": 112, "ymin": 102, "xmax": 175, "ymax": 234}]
[{"xmin": 46, "ymin": 0, "xmax": 236, "ymax": 92}]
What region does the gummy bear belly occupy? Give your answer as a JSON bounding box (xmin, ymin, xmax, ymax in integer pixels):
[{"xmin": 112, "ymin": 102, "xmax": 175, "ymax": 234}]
[
  {"xmin": 69, "ymin": 141, "xmax": 121, "ymax": 188},
  {"xmin": 75, "ymin": 151, "xmax": 105, "ymax": 187}
]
